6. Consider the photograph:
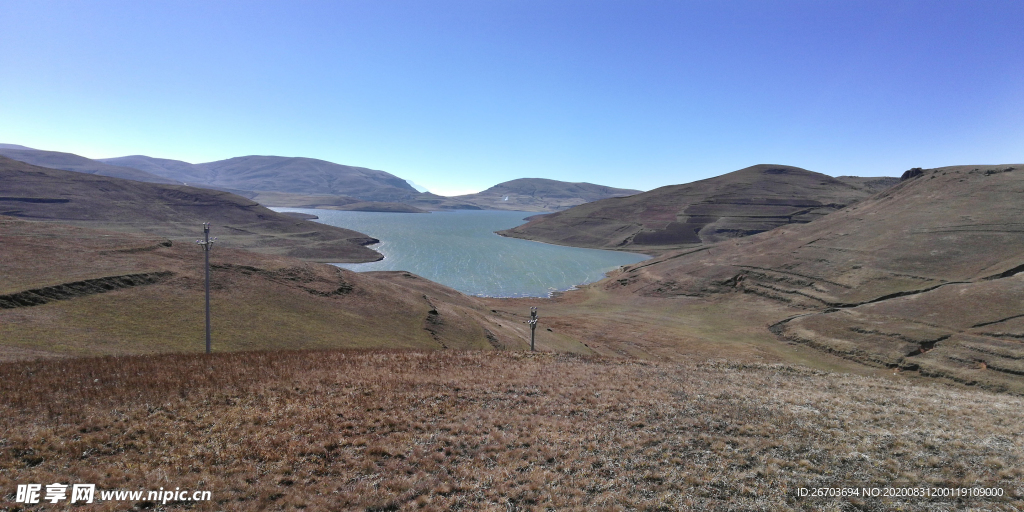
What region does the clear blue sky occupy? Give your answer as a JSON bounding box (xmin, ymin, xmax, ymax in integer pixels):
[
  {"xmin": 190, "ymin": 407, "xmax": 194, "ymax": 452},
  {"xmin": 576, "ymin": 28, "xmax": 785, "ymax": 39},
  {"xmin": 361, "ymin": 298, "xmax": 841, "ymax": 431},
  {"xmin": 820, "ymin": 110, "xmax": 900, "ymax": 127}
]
[{"xmin": 2, "ymin": 1, "xmax": 1022, "ymax": 195}]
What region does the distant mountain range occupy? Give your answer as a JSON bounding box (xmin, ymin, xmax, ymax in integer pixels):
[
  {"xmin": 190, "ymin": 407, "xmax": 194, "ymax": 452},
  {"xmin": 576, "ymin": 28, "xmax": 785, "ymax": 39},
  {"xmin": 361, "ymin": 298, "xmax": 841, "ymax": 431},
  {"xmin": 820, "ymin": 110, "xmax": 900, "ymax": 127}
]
[
  {"xmin": 0, "ymin": 145, "xmax": 643, "ymax": 212},
  {"xmin": 499, "ymin": 165, "xmax": 883, "ymax": 252}
]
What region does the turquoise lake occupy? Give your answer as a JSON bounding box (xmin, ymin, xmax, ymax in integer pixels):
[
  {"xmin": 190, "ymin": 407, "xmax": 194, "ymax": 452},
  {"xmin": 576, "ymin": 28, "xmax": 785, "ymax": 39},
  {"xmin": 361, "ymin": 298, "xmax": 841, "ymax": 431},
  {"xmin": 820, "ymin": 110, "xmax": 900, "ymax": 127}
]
[{"xmin": 271, "ymin": 208, "xmax": 649, "ymax": 298}]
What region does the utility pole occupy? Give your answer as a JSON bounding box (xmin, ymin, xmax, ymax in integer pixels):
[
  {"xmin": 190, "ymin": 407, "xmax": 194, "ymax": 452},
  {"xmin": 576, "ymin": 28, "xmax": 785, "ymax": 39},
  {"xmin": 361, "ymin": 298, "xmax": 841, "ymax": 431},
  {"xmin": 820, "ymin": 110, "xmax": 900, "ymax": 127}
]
[
  {"xmin": 528, "ymin": 307, "xmax": 538, "ymax": 351},
  {"xmin": 196, "ymin": 223, "xmax": 216, "ymax": 354}
]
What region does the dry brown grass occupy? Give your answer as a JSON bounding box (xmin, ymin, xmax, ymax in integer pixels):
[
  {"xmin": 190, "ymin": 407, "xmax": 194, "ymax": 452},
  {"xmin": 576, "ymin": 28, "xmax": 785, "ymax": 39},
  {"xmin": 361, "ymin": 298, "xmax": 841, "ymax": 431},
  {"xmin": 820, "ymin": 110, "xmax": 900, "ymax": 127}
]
[{"xmin": 1, "ymin": 351, "xmax": 1021, "ymax": 511}]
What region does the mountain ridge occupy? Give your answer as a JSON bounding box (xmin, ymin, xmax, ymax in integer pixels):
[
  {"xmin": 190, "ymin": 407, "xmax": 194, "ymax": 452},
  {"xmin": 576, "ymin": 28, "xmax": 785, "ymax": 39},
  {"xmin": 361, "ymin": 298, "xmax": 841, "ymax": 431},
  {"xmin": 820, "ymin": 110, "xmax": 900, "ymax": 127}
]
[
  {"xmin": 0, "ymin": 148, "xmax": 181, "ymax": 185},
  {"xmin": 499, "ymin": 164, "xmax": 889, "ymax": 253},
  {"xmin": 0, "ymin": 156, "xmax": 382, "ymax": 263}
]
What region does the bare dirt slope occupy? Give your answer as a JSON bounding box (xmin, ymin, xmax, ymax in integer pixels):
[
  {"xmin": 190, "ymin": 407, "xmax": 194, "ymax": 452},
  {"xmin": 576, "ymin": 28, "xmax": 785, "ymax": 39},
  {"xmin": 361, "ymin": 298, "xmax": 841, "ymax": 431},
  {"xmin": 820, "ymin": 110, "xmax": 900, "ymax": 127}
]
[
  {"xmin": 453, "ymin": 178, "xmax": 641, "ymax": 212},
  {"xmin": 499, "ymin": 164, "xmax": 877, "ymax": 254},
  {"xmin": 605, "ymin": 164, "xmax": 1024, "ymax": 392},
  {"xmin": 0, "ymin": 156, "xmax": 382, "ymax": 262},
  {"xmin": 0, "ymin": 216, "xmax": 547, "ymax": 358}
]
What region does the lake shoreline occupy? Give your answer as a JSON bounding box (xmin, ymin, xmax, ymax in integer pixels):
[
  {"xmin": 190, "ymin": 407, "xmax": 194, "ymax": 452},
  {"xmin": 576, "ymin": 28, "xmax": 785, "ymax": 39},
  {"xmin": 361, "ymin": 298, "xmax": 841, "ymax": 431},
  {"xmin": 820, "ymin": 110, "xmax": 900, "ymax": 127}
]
[{"xmin": 271, "ymin": 208, "xmax": 649, "ymax": 298}]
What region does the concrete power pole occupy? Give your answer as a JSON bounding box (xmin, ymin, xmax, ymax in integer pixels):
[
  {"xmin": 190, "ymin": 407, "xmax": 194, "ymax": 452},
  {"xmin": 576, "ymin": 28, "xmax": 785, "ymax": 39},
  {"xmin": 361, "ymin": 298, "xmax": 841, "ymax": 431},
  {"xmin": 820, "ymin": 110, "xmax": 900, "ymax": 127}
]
[
  {"xmin": 196, "ymin": 223, "xmax": 216, "ymax": 353},
  {"xmin": 528, "ymin": 307, "xmax": 538, "ymax": 351}
]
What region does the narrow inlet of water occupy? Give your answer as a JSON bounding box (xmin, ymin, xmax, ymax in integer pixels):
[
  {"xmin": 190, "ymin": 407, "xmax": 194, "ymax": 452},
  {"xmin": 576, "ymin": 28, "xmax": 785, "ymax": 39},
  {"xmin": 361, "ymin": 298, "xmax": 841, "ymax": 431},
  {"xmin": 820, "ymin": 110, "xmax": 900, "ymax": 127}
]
[{"xmin": 272, "ymin": 208, "xmax": 649, "ymax": 297}]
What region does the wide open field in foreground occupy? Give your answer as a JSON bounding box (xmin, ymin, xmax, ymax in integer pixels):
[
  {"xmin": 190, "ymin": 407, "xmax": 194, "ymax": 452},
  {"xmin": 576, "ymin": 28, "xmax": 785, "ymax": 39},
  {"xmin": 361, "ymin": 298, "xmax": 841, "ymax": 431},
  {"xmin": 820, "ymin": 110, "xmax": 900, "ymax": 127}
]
[{"xmin": 1, "ymin": 351, "xmax": 1021, "ymax": 511}]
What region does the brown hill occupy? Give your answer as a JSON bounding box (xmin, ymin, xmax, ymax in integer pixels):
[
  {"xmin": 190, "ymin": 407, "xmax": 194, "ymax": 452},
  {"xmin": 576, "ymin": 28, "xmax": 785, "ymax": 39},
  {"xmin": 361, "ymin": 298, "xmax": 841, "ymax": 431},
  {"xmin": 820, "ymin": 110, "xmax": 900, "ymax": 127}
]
[
  {"xmin": 453, "ymin": 178, "xmax": 642, "ymax": 212},
  {"xmin": 193, "ymin": 155, "xmax": 420, "ymax": 202},
  {"xmin": 101, "ymin": 153, "xmax": 480, "ymax": 210},
  {"xmin": 99, "ymin": 154, "xmax": 208, "ymax": 183},
  {"xmin": 499, "ymin": 165, "xmax": 875, "ymax": 253},
  {"xmin": 604, "ymin": 164, "xmax": 1024, "ymax": 392},
  {"xmin": 0, "ymin": 216, "xmax": 552, "ymax": 358},
  {"xmin": 0, "ymin": 148, "xmax": 180, "ymax": 184},
  {"xmin": 0, "ymin": 156, "xmax": 381, "ymax": 263}
]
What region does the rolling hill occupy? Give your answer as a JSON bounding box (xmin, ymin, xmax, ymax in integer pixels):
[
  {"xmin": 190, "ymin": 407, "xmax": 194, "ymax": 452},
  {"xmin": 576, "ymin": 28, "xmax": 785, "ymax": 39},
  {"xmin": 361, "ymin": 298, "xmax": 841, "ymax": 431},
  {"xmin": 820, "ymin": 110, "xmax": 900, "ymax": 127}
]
[
  {"xmin": 0, "ymin": 214, "xmax": 554, "ymax": 359},
  {"xmin": 102, "ymin": 154, "xmax": 424, "ymax": 202},
  {"xmin": 99, "ymin": 154, "xmax": 487, "ymax": 210},
  {"xmin": 453, "ymin": 178, "xmax": 642, "ymax": 212},
  {"xmin": 499, "ymin": 165, "xmax": 885, "ymax": 253},
  {"xmin": 603, "ymin": 164, "xmax": 1024, "ymax": 392},
  {"xmin": 193, "ymin": 155, "xmax": 421, "ymax": 202},
  {"xmin": 0, "ymin": 148, "xmax": 180, "ymax": 184},
  {"xmin": 0, "ymin": 156, "xmax": 382, "ymax": 262},
  {"xmin": 100, "ymin": 154, "xmax": 209, "ymax": 183}
]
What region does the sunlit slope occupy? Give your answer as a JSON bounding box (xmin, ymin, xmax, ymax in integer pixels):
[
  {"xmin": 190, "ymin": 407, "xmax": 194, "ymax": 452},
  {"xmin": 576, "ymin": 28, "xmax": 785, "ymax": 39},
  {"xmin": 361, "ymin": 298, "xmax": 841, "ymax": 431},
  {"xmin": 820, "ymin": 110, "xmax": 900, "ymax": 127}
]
[
  {"xmin": 0, "ymin": 217, "xmax": 550, "ymax": 359},
  {"xmin": 0, "ymin": 156, "xmax": 382, "ymax": 262},
  {"xmin": 2, "ymin": 351, "xmax": 1021, "ymax": 510},
  {"xmin": 499, "ymin": 165, "xmax": 880, "ymax": 253},
  {"xmin": 608, "ymin": 164, "xmax": 1024, "ymax": 391}
]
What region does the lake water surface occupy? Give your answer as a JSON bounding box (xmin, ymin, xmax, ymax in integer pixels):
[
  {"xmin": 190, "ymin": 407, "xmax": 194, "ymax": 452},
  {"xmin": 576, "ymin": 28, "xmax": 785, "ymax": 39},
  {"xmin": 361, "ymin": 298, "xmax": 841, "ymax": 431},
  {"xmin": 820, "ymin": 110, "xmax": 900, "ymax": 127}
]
[{"xmin": 272, "ymin": 208, "xmax": 649, "ymax": 297}]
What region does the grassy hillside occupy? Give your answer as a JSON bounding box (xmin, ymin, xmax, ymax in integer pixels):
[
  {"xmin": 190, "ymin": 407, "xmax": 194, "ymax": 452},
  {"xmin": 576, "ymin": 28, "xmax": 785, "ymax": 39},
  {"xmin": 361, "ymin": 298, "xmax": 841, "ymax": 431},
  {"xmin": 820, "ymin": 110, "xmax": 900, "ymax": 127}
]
[
  {"xmin": 0, "ymin": 156, "xmax": 382, "ymax": 263},
  {"xmin": 499, "ymin": 165, "xmax": 879, "ymax": 254},
  {"xmin": 453, "ymin": 178, "xmax": 642, "ymax": 212},
  {"xmin": 604, "ymin": 164, "xmax": 1024, "ymax": 392},
  {"xmin": 0, "ymin": 351, "xmax": 1020, "ymax": 510},
  {"xmin": 0, "ymin": 216, "xmax": 550, "ymax": 360}
]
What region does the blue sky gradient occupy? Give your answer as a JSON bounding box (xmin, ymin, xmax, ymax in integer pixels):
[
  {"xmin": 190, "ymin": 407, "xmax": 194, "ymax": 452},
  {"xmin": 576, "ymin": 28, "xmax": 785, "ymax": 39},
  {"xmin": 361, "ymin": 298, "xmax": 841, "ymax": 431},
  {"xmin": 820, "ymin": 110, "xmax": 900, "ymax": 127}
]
[{"xmin": 1, "ymin": 0, "xmax": 1021, "ymax": 195}]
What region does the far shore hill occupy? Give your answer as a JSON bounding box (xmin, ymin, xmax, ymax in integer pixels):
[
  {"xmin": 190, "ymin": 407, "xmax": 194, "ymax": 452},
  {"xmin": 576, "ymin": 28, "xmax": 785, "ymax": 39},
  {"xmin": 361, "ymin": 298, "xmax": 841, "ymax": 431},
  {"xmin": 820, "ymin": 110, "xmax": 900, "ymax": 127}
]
[
  {"xmin": 452, "ymin": 178, "xmax": 642, "ymax": 212},
  {"xmin": 498, "ymin": 165, "xmax": 900, "ymax": 255}
]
